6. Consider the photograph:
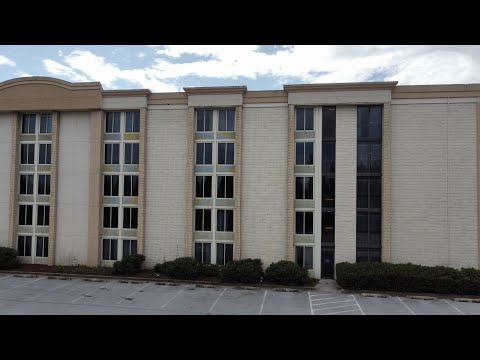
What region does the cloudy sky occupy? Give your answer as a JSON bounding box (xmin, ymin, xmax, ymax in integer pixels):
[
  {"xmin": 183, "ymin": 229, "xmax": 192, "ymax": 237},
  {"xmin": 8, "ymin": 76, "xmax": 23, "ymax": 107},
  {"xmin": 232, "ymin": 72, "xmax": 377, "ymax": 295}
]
[{"xmin": 0, "ymin": 45, "xmax": 479, "ymax": 92}]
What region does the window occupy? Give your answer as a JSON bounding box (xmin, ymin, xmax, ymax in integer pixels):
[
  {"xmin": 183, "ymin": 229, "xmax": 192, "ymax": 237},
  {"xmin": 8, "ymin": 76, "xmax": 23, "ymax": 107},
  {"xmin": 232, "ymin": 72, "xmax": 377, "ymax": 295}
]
[
  {"xmin": 216, "ymin": 243, "xmax": 233, "ymax": 265},
  {"xmin": 322, "ymin": 142, "xmax": 335, "ymax": 173},
  {"xmin": 195, "ymin": 176, "xmax": 212, "ymax": 198},
  {"xmin": 295, "ymin": 246, "xmax": 313, "ymax": 270},
  {"xmin": 295, "ymin": 211, "xmax": 313, "ymax": 234},
  {"xmin": 104, "ymin": 144, "xmax": 120, "ymax": 164},
  {"xmin": 122, "ymin": 239, "xmax": 137, "ymax": 258},
  {"xmin": 38, "ymin": 174, "xmax": 51, "ymax": 195},
  {"xmin": 102, "ymin": 239, "xmax": 118, "ymax": 260},
  {"xmin": 322, "ymin": 107, "xmax": 336, "ymax": 139},
  {"xmin": 19, "ymin": 204, "xmax": 33, "ymax": 225},
  {"xmin": 125, "ymin": 111, "xmax": 140, "ymax": 133},
  {"xmin": 196, "ymin": 143, "xmax": 213, "ymax": 165},
  {"xmin": 322, "ymin": 176, "xmax": 335, "ymax": 208},
  {"xmin": 18, "ymin": 236, "xmax": 32, "ymax": 256},
  {"xmin": 38, "ymin": 144, "xmax": 51, "ymax": 165},
  {"xmin": 195, "ymin": 209, "xmax": 211, "ymax": 231},
  {"xmin": 194, "ymin": 242, "xmax": 211, "ymax": 264},
  {"xmin": 123, "ymin": 207, "xmax": 138, "ymax": 229},
  {"xmin": 40, "ymin": 113, "xmax": 52, "ymax": 134},
  {"xmin": 196, "ymin": 110, "xmax": 213, "ymax": 132},
  {"xmin": 124, "ymin": 175, "xmax": 138, "ymax": 197},
  {"xmin": 295, "ymin": 176, "xmax": 313, "ymax": 200},
  {"xmin": 37, "ymin": 205, "xmax": 50, "ymax": 226},
  {"xmin": 217, "ymin": 209, "xmax": 233, "ymax": 232},
  {"xmin": 20, "ymin": 144, "xmax": 35, "ymax": 164},
  {"xmin": 20, "ymin": 174, "xmax": 34, "ymax": 195},
  {"xmin": 105, "ymin": 112, "xmax": 121, "ymax": 133},
  {"xmin": 103, "ymin": 207, "xmax": 119, "ymax": 228},
  {"xmin": 296, "ymin": 142, "xmax": 314, "ymax": 165},
  {"xmin": 357, "ymin": 105, "xmax": 382, "ymax": 263},
  {"xmin": 217, "ymin": 175, "xmax": 234, "ymax": 198},
  {"xmin": 124, "ymin": 143, "xmax": 139, "ymax": 165},
  {"xmin": 22, "ymin": 114, "xmax": 36, "ymax": 134},
  {"xmin": 218, "ymin": 109, "xmax": 235, "ymax": 131},
  {"xmin": 217, "ymin": 143, "xmax": 234, "ymax": 165},
  {"xmin": 104, "ymin": 175, "xmax": 119, "ymax": 196},
  {"xmin": 296, "ymin": 107, "xmax": 314, "ymax": 131},
  {"xmin": 36, "ymin": 236, "xmax": 48, "ymax": 257},
  {"xmin": 321, "ymin": 211, "xmax": 335, "ymax": 245}
]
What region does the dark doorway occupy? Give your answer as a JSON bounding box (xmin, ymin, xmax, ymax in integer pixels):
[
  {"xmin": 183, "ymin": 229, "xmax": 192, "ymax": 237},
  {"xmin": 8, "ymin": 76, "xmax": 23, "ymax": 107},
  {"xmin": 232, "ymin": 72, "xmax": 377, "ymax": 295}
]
[{"xmin": 321, "ymin": 247, "xmax": 334, "ymax": 278}]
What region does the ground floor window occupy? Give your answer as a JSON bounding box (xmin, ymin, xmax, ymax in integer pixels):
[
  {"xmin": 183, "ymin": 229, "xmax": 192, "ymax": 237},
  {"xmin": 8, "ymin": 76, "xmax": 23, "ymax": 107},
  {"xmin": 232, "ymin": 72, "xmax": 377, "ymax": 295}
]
[
  {"xmin": 122, "ymin": 239, "xmax": 138, "ymax": 258},
  {"xmin": 195, "ymin": 242, "xmax": 211, "ymax": 264},
  {"xmin": 295, "ymin": 246, "xmax": 313, "ymax": 270},
  {"xmin": 102, "ymin": 239, "xmax": 118, "ymax": 261},
  {"xmin": 36, "ymin": 236, "xmax": 48, "ymax": 257},
  {"xmin": 216, "ymin": 243, "xmax": 233, "ymax": 265},
  {"xmin": 18, "ymin": 236, "xmax": 32, "ymax": 256}
]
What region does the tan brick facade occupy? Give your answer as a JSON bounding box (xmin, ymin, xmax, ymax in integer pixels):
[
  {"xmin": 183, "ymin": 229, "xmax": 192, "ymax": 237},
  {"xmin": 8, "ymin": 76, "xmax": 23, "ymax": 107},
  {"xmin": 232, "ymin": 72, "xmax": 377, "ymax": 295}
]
[
  {"xmin": 184, "ymin": 106, "xmax": 195, "ymax": 257},
  {"xmin": 47, "ymin": 112, "xmax": 59, "ymax": 265},
  {"xmin": 287, "ymin": 105, "xmax": 295, "ymax": 261},
  {"xmin": 381, "ymin": 102, "xmax": 392, "ymax": 262},
  {"xmin": 233, "ymin": 106, "xmax": 243, "ymax": 260},
  {"xmin": 7, "ymin": 113, "xmax": 20, "ymax": 248},
  {"xmin": 137, "ymin": 107, "xmax": 147, "ymax": 255}
]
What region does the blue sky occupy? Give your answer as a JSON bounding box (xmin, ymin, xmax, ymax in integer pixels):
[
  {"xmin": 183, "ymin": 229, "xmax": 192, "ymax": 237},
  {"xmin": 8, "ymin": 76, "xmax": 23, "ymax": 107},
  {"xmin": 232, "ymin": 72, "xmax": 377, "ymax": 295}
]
[{"xmin": 1, "ymin": 45, "xmax": 480, "ymax": 92}]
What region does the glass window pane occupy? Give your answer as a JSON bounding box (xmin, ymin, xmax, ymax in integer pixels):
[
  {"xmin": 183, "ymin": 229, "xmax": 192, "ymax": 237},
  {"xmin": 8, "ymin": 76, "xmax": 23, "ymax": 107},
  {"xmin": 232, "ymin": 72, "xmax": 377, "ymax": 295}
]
[
  {"xmin": 124, "ymin": 143, "xmax": 131, "ymax": 164},
  {"xmin": 227, "ymin": 109, "xmax": 235, "ymax": 131},
  {"xmin": 196, "ymin": 110, "xmax": 205, "ymax": 132},
  {"xmin": 126, "ymin": 112, "xmax": 133, "ymax": 132},
  {"xmin": 370, "ymin": 143, "xmax": 382, "ymax": 173},
  {"xmin": 113, "ymin": 112, "xmax": 120, "ymax": 133},
  {"xmin": 195, "ymin": 243, "xmax": 202, "ymax": 262},
  {"xmin": 226, "ymin": 210, "xmax": 233, "ymax": 232},
  {"xmin": 103, "ymin": 207, "xmax": 110, "ymax": 228},
  {"xmin": 357, "ymin": 178, "xmax": 369, "ymax": 209},
  {"xmin": 44, "ymin": 237, "xmax": 49, "ymax": 257},
  {"xmin": 225, "ymin": 244, "xmax": 233, "ymax": 264},
  {"xmin": 196, "ymin": 143, "xmax": 204, "ymax": 164},
  {"xmin": 322, "ymin": 176, "xmax": 335, "ymax": 208},
  {"xmin": 133, "ymin": 111, "xmax": 140, "ymax": 132},
  {"xmin": 26, "ymin": 205, "xmax": 32, "ymax": 225},
  {"xmin": 204, "ymin": 210, "xmax": 211, "ymax": 231},
  {"xmin": 45, "ymin": 175, "xmax": 50, "ymax": 195},
  {"xmin": 195, "ymin": 209, "xmax": 203, "ymax": 231},
  {"xmin": 369, "ymin": 106, "xmax": 382, "ymax": 138},
  {"xmin": 123, "ymin": 208, "xmax": 131, "ymax": 229},
  {"xmin": 204, "ymin": 176, "xmax": 212, "ymax": 198},
  {"xmin": 131, "ymin": 240, "xmax": 137, "ymax": 255},
  {"xmin": 203, "ymin": 243, "xmax": 211, "ymax": 264},
  {"xmin": 40, "ymin": 114, "xmax": 47, "ymax": 133},
  {"xmin": 123, "ymin": 240, "xmax": 130, "ymax": 257},
  {"xmin": 226, "ymin": 176, "xmax": 234, "ymax": 198},
  {"xmin": 131, "ymin": 176, "xmax": 138, "ymax": 196},
  {"xmin": 304, "ymin": 247, "xmax": 313, "ymax": 269},
  {"xmin": 106, "ymin": 113, "xmax": 113, "ymax": 133},
  {"xmin": 111, "ymin": 207, "xmax": 118, "ymax": 228},
  {"xmin": 25, "ymin": 236, "xmax": 31, "ymax": 256},
  {"xmin": 356, "ymin": 214, "xmax": 369, "ymax": 246},
  {"xmin": 132, "ymin": 143, "xmax": 139, "ymax": 164},
  {"xmin": 196, "ymin": 176, "xmax": 203, "ymax": 197},
  {"xmin": 295, "ymin": 177, "xmax": 304, "ymax": 200},
  {"xmin": 18, "ymin": 236, "xmax": 25, "ymax": 256},
  {"xmin": 218, "ymin": 110, "xmax": 226, "ymax": 132},
  {"xmin": 356, "ymin": 248, "xmax": 369, "ymax": 262},
  {"xmin": 204, "ymin": 143, "xmax": 212, "ymax": 164},
  {"xmin": 369, "ymin": 248, "xmax": 381, "ymax": 262},
  {"xmin": 28, "ymin": 144, "xmax": 34, "ymax": 164},
  {"xmin": 36, "ymin": 237, "xmax": 43, "ymax": 257},
  {"xmin": 322, "ymin": 142, "xmax": 335, "ymax": 173},
  {"xmin": 46, "ymin": 144, "xmax": 51, "ymax": 164},
  {"xmin": 322, "ymin": 211, "xmax": 335, "ymax": 245},
  {"xmin": 218, "ymin": 143, "xmax": 225, "ymax": 164},
  {"xmin": 305, "ymin": 212, "xmax": 313, "ymax": 234},
  {"xmin": 357, "ymin": 143, "xmax": 369, "ymax": 173},
  {"xmin": 304, "ymin": 176, "xmax": 313, "ymax": 200},
  {"xmin": 305, "ymin": 108, "xmax": 314, "ymax": 130},
  {"xmin": 217, "ymin": 210, "xmax": 225, "ymax": 231},
  {"xmin": 112, "ymin": 175, "xmax": 119, "ymax": 196},
  {"xmin": 111, "ymin": 239, "xmax": 118, "ymax": 260},
  {"xmin": 20, "ymin": 175, "xmax": 27, "ymax": 194},
  {"xmin": 296, "ymin": 142, "xmax": 304, "ymax": 165},
  {"xmin": 305, "ymin": 142, "xmax": 314, "ymax": 165},
  {"xmin": 105, "ymin": 144, "xmax": 111, "ymax": 164},
  {"xmin": 295, "ymin": 212, "xmax": 303, "ymax": 234},
  {"xmin": 295, "ymin": 246, "xmax": 303, "ymax": 267},
  {"xmin": 216, "ymin": 176, "xmax": 225, "ymax": 198},
  {"xmin": 112, "ymin": 144, "xmax": 119, "ymax": 164},
  {"xmin": 19, "ymin": 205, "xmax": 25, "ymax": 225},
  {"xmin": 357, "ymin": 106, "xmax": 369, "ymax": 139},
  {"xmin": 22, "ymin": 116, "xmax": 28, "ymax": 134},
  {"xmin": 132, "ymin": 208, "xmax": 138, "ymax": 229},
  {"xmin": 104, "ymin": 175, "xmax": 111, "ymax": 196},
  {"xmin": 226, "ymin": 143, "xmax": 234, "ymax": 164},
  {"xmin": 205, "ymin": 110, "xmax": 213, "ymax": 131},
  {"xmin": 322, "ymin": 107, "xmax": 336, "ymax": 139},
  {"xmin": 216, "ymin": 243, "xmax": 224, "ymax": 265},
  {"xmin": 370, "ymin": 178, "xmax": 381, "ymax": 209},
  {"xmin": 296, "ymin": 108, "xmax": 304, "ymax": 130}
]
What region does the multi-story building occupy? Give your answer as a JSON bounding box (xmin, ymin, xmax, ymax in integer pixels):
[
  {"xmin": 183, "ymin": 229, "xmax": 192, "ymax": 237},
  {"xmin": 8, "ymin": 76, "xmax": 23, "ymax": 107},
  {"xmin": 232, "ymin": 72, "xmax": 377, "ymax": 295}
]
[{"xmin": 0, "ymin": 76, "xmax": 478, "ymax": 279}]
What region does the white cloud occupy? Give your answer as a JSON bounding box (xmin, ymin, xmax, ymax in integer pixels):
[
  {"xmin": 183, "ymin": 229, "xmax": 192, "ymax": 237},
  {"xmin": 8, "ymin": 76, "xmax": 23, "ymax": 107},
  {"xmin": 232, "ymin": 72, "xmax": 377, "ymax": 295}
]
[
  {"xmin": 137, "ymin": 52, "xmax": 146, "ymax": 58},
  {"xmin": 14, "ymin": 71, "xmax": 32, "ymax": 77},
  {"xmin": 0, "ymin": 55, "xmax": 15, "ymax": 67},
  {"xmin": 42, "ymin": 46, "xmax": 480, "ymax": 91}
]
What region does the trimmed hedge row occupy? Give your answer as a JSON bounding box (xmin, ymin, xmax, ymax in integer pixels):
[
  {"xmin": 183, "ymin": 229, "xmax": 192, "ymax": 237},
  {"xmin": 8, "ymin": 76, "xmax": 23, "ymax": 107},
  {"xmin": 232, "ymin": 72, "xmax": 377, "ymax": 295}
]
[
  {"xmin": 112, "ymin": 254, "xmax": 146, "ymax": 275},
  {"xmin": 154, "ymin": 258, "xmax": 312, "ymax": 286},
  {"xmin": 336, "ymin": 262, "xmax": 480, "ymax": 295},
  {"xmin": 0, "ymin": 247, "xmax": 19, "ymax": 269}
]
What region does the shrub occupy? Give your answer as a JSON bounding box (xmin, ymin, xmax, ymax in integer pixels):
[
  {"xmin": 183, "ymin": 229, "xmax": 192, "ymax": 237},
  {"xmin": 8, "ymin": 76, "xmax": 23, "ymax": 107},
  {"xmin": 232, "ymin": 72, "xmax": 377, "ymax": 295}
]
[
  {"xmin": 200, "ymin": 263, "xmax": 220, "ymax": 277},
  {"xmin": 265, "ymin": 260, "xmax": 311, "ymax": 286},
  {"xmin": 112, "ymin": 254, "xmax": 145, "ymax": 275},
  {"xmin": 336, "ymin": 262, "xmax": 480, "ymax": 295},
  {"xmin": 163, "ymin": 257, "xmax": 201, "ymax": 280},
  {"xmin": 154, "ymin": 262, "xmax": 167, "ymax": 274},
  {"xmin": 220, "ymin": 258, "xmax": 263, "ymax": 284},
  {"xmin": 0, "ymin": 247, "xmax": 19, "ymax": 269}
]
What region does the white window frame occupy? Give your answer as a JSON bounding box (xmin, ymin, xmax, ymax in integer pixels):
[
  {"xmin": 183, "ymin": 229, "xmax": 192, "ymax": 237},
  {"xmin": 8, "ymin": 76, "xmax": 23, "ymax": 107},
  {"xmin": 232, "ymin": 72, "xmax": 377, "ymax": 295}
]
[
  {"xmin": 39, "ymin": 113, "xmax": 53, "ymax": 134},
  {"xmin": 36, "ymin": 204, "xmax": 50, "ymax": 227},
  {"xmin": 38, "ymin": 143, "xmax": 51, "ymax": 165},
  {"xmin": 295, "ymin": 107, "xmax": 315, "ymax": 132},
  {"xmin": 218, "ymin": 108, "xmax": 236, "ymax": 132},
  {"xmin": 103, "ymin": 206, "xmax": 119, "ymax": 229},
  {"xmin": 104, "ymin": 174, "xmax": 120, "ymax": 197},
  {"xmin": 295, "ymin": 140, "xmax": 314, "ymax": 166},
  {"xmin": 196, "ymin": 109, "xmax": 214, "ymax": 132},
  {"xmin": 216, "ymin": 209, "xmax": 233, "ymax": 232},
  {"xmin": 21, "ymin": 114, "xmax": 36, "ymax": 134},
  {"xmin": 20, "ymin": 143, "xmax": 35, "ymax": 165},
  {"xmin": 195, "ymin": 142, "xmax": 213, "ymax": 165},
  {"xmin": 122, "ymin": 239, "xmax": 138, "ymax": 258},
  {"xmin": 217, "ymin": 142, "xmax": 235, "ymax": 165},
  {"xmin": 123, "ymin": 174, "xmax": 138, "ymax": 197},
  {"xmin": 37, "ymin": 173, "xmax": 51, "ymax": 195},
  {"xmin": 122, "ymin": 207, "xmax": 138, "ymax": 229},
  {"xmin": 102, "ymin": 238, "xmax": 119, "ymax": 261},
  {"xmin": 17, "ymin": 235, "xmax": 33, "ymax": 257},
  {"xmin": 194, "ymin": 241, "xmax": 212, "ymax": 264},
  {"xmin": 216, "ymin": 242, "xmax": 234, "ymax": 265},
  {"xmin": 125, "ymin": 111, "xmax": 140, "ymax": 133},
  {"xmin": 18, "ymin": 204, "xmax": 33, "ymax": 226},
  {"xmin": 195, "ymin": 175, "xmax": 212, "ymax": 198},
  {"xmin": 295, "ymin": 210, "xmax": 314, "ymax": 235},
  {"xmin": 19, "ymin": 173, "xmax": 35, "ymax": 195},
  {"xmin": 35, "ymin": 236, "xmax": 49, "ymax": 257},
  {"xmin": 216, "ymin": 175, "xmax": 234, "ymax": 199},
  {"xmin": 195, "ymin": 208, "xmax": 212, "ymax": 232},
  {"xmin": 104, "ymin": 143, "xmax": 120, "ymax": 165},
  {"xmin": 295, "ymin": 176, "xmax": 314, "ymax": 200},
  {"xmin": 105, "ymin": 111, "xmax": 121, "ymax": 134},
  {"xmin": 295, "ymin": 245, "xmax": 314, "ymax": 270},
  {"xmin": 124, "ymin": 142, "xmax": 140, "ymax": 165}
]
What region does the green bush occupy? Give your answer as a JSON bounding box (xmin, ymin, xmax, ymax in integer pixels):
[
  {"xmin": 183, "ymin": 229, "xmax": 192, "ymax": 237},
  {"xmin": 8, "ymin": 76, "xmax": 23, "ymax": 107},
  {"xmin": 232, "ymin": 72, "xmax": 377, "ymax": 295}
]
[
  {"xmin": 54, "ymin": 265, "xmax": 112, "ymax": 275},
  {"xmin": 220, "ymin": 258, "xmax": 264, "ymax": 284},
  {"xmin": 0, "ymin": 247, "xmax": 19, "ymax": 269},
  {"xmin": 265, "ymin": 260, "xmax": 311, "ymax": 286},
  {"xmin": 336, "ymin": 262, "xmax": 480, "ymax": 295},
  {"xmin": 112, "ymin": 254, "xmax": 146, "ymax": 275},
  {"xmin": 154, "ymin": 262, "xmax": 167, "ymax": 274},
  {"xmin": 163, "ymin": 257, "xmax": 202, "ymax": 280},
  {"xmin": 200, "ymin": 263, "xmax": 220, "ymax": 277}
]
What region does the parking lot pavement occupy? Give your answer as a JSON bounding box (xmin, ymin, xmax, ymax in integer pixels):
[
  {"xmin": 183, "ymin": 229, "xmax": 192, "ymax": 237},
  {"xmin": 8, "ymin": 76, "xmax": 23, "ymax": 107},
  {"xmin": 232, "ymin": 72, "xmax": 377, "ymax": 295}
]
[{"xmin": 1, "ymin": 274, "xmax": 480, "ymax": 315}]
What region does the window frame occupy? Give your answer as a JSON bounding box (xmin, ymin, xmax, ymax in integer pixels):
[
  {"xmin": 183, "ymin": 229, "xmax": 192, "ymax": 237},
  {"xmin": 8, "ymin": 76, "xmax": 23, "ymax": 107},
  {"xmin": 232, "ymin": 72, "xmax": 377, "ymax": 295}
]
[
  {"xmin": 17, "ymin": 235, "xmax": 32, "ymax": 257},
  {"xmin": 295, "ymin": 141, "xmax": 314, "ymax": 166},
  {"xmin": 217, "ymin": 142, "xmax": 235, "ymax": 165},
  {"xmin": 18, "ymin": 204, "xmax": 33, "ymax": 226},
  {"xmin": 195, "ymin": 142, "xmax": 213, "ymax": 165},
  {"xmin": 104, "ymin": 143, "xmax": 120, "ymax": 165},
  {"xmin": 196, "ymin": 109, "xmax": 214, "ymax": 132},
  {"xmin": 195, "ymin": 175, "xmax": 212, "ymax": 198},
  {"xmin": 19, "ymin": 174, "xmax": 35, "ymax": 195},
  {"xmin": 195, "ymin": 208, "xmax": 212, "ymax": 232},
  {"xmin": 216, "ymin": 175, "xmax": 234, "ymax": 199},
  {"xmin": 295, "ymin": 210, "xmax": 314, "ymax": 235},
  {"xmin": 123, "ymin": 207, "xmax": 138, "ymax": 229},
  {"xmin": 102, "ymin": 238, "xmax": 118, "ymax": 261},
  {"xmin": 20, "ymin": 143, "xmax": 35, "ymax": 165},
  {"xmin": 124, "ymin": 142, "xmax": 140, "ymax": 165},
  {"xmin": 104, "ymin": 174, "xmax": 120, "ymax": 197},
  {"xmin": 122, "ymin": 239, "xmax": 138, "ymax": 258},
  {"xmin": 216, "ymin": 209, "xmax": 233, "ymax": 232},
  {"xmin": 218, "ymin": 108, "xmax": 236, "ymax": 132},
  {"xmin": 105, "ymin": 112, "xmax": 121, "ymax": 134},
  {"xmin": 38, "ymin": 143, "xmax": 52, "ymax": 165},
  {"xmin": 295, "ymin": 176, "xmax": 314, "ymax": 200},
  {"xmin": 39, "ymin": 113, "xmax": 52, "ymax": 134},
  {"xmin": 123, "ymin": 175, "xmax": 138, "ymax": 197},
  {"xmin": 103, "ymin": 206, "xmax": 119, "ymax": 229},
  {"xmin": 295, "ymin": 107, "xmax": 315, "ymax": 131},
  {"xmin": 216, "ymin": 242, "xmax": 233, "ymax": 265},
  {"xmin": 36, "ymin": 236, "xmax": 49, "ymax": 257},
  {"xmin": 194, "ymin": 242, "xmax": 212, "ymax": 264},
  {"xmin": 36, "ymin": 204, "xmax": 50, "ymax": 227},
  {"xmin": 125, "ymin": 111, "xmax": 140, "ymax": 133},
  {"xmin": 22, "ymin": 114, "xmax": 36, "ymax": 134},
  {"xmin": 295, "ymin": 245, "xmax": 314, "ymax": 270},
  {"xmin": 37, "ymin": 174, "xmax": 51, "ymax": 195}
]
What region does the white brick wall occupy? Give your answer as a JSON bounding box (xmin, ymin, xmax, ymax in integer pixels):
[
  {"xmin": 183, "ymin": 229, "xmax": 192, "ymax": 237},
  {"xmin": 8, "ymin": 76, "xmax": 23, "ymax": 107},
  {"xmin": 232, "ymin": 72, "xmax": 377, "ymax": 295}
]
[
  {"xmin": 335, "ymin": 106, "xmax": 357, "ymax": 264},
  {"xmin": 56, "ymin": 112, "xmax": 91, "ymax": 265},
  {"xmin": 0, "ymin": 113, "xmax": 11, "ymax": 247},
  {"xmin": 241, "ymin": 106, "xmax": 288, "ymax": 266},
  {"xmin": 144, "ymin": 108, "xmax": 187, "ymax": 268},
  {"xmin": 391, "ymin": 102, "xmax": 478, "ymax": 268}
]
